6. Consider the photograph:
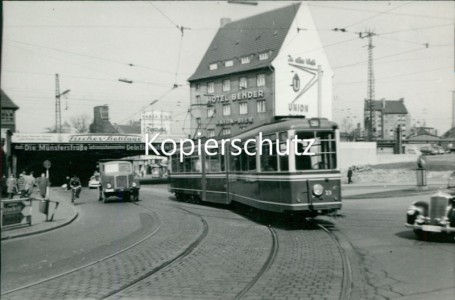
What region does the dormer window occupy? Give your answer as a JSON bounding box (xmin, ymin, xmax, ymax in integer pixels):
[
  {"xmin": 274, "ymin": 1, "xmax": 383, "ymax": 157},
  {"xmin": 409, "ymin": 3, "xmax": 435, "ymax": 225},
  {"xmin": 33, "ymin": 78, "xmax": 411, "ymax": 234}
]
[
  {"xmin": 259, "ymin": 52, "xmax": 269, "ymax": 61},
  {"xmin": 209, "ymin": 63, "xmax": 218, "ymax": 70},
  {"xmin": 225, "ymin": 60, "xmax": 234, "ymax": 67},
  {"xmin": 241, "ymin": 56, "xmax": 250, "ymax": 64}
]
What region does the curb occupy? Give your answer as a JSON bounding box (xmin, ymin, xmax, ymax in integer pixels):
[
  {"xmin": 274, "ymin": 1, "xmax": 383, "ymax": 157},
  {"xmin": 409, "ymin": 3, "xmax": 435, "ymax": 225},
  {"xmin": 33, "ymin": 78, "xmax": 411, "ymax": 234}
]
[
  {"xmin": 1, "ymin": 201, "xmax": 79, "ymax": 241},
  {"xmin": 343, "ymin": 188, "xmax": 440, "ymax": 200}
]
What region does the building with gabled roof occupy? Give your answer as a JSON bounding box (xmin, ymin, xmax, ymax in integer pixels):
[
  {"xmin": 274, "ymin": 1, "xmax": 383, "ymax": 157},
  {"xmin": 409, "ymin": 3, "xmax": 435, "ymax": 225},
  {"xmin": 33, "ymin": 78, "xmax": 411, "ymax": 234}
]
[
  {"xmin": 364, "ymin": 98, "xmax": 410, "ymax": 140},
  {"xmin": 1, "ymin": 89, "xmax": 19, "ymax": 132},
  {"xmin": 188, "ymin": 3, "xmax": 333, "ymax": 137}
]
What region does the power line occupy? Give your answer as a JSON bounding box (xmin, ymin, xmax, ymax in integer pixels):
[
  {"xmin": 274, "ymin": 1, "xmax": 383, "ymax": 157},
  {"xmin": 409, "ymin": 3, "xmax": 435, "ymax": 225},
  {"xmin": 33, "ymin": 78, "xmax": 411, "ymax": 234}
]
[
  {"xmin": 4, "ymin": 39, "xmax": 178, "ymax": 75},
  {"xmin": 307, "ymin": 2, "xmax": 453, "ymax": 21},
  {"xmin": 344, "ymin": 1, "xmax": 413, "ymax": 29}
]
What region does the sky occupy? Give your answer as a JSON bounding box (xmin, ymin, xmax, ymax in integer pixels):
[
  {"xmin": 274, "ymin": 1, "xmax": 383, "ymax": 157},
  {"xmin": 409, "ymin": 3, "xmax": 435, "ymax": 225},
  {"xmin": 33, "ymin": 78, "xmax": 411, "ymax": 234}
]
[{"xmin": 2, "ymin": 1, "xmax": 454, "ymax": 136}]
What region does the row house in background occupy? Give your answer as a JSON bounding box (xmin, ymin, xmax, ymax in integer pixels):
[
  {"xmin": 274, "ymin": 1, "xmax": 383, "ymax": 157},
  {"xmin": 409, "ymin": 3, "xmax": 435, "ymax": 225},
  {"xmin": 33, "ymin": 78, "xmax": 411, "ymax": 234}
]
[
  {"xmin": 188, "ymin": 3, "xmax": 333, "ymax": 137},
  {"xmin": 364, "ymin": 98, "xmax": 411, "ymax": 140}
]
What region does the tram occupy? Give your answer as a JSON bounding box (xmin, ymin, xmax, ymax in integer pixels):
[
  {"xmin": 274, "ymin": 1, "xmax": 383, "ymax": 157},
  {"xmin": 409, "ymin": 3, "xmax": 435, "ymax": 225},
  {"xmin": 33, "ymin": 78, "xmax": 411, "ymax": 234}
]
[{"xmin": 169, "ymin": 118, "xmax": 341, "ymax": 217}]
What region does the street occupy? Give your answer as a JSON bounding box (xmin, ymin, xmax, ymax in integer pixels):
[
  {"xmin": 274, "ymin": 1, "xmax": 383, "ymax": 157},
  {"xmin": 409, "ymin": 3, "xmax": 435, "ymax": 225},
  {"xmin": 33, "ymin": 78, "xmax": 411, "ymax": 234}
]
[
  {"xmin": 2, "ymin": 185, "xmax": 454, "ymax": 299},
  {"xmin": 326, "ymin": 193, "xmax": 455, "ymax": 300}
]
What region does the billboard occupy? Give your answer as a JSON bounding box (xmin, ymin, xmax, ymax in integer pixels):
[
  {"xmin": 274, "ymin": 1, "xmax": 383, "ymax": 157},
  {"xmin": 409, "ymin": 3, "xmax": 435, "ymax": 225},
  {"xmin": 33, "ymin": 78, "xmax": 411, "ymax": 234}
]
[{"xmin": 141, "ymin": 110, "xmax": 172, "ymax": 135}]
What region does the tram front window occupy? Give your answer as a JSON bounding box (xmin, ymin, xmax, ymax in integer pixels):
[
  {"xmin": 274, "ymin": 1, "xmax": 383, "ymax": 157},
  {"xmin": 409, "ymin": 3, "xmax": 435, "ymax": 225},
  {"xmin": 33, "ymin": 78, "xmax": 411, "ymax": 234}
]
[{"xmin": 295, "ymin": 131, "xmax": 337, "ymax": 171}]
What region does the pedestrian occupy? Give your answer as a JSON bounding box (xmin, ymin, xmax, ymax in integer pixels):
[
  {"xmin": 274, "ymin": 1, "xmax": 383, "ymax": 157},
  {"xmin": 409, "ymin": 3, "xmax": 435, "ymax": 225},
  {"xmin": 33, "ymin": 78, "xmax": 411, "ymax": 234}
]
[
  {"xmin": 37, "ymin": 173, "xmax": 50, "ymax": 198},
  {"xmin": 347, "ymin": 167, "xmax": 353, "ymax": 184},
  {"xmin": 24, "ymin": 171, "xmax": 36, "ymax": 197},
  {"xmin": 6, "ymin": 174, "xmax": 17, "ymax": 199},
  {"xmin": 17, "ymin": 171, "xmax": 27, "ymax": 197}
]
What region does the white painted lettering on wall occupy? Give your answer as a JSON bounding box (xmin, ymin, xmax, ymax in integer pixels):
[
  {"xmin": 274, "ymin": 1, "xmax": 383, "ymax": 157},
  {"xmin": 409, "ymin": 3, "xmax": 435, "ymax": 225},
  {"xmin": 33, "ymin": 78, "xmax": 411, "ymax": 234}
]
[{"xmin": 207, "ymin": 89, "xmax": 264, "ymax": 105}]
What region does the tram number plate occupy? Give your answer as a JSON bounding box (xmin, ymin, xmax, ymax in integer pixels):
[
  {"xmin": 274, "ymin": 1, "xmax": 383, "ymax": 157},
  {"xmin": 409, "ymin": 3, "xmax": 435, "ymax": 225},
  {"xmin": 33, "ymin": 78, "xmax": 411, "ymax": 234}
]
[{"xmin": 422, "ymin": 225, "xmax": 441, "ymax": 232}]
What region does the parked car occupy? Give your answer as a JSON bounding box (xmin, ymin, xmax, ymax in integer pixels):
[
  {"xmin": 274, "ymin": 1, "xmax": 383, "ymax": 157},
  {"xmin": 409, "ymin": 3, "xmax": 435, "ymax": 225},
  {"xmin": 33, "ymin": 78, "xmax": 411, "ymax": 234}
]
[
  {"xmin": 432, "ymin": 145, "xmax": 446, "ymax": 155},
  {"xmin": 405, "ymin": 148, "xmax": 421, "ymax": 155},
  {"xmin": 405, "ymin": 171, "xmax": 455, "ymax": 239},
  {"xmin": 88, "ymin": 175, "xmax": 101, "ymax": 189},
  {"xmin": 98, "ymin": 160, "xmax": 140, "ymax": 203},
  {"xmin": 419, "ymin": 146, "xmax": 438, "ymax": 155}
]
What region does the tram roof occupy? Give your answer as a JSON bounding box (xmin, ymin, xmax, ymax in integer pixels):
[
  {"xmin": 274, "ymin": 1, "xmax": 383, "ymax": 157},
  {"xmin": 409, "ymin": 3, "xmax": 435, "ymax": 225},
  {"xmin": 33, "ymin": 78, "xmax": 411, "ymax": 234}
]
[{"xmin": 232, "ymin": 118, "xmax": 338, "ymax": 140}]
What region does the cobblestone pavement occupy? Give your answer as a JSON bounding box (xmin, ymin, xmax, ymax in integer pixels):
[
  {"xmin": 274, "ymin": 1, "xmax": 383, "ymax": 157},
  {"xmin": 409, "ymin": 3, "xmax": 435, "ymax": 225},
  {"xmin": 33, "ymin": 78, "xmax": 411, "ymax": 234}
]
[{"xmin": 3, "ymin": 186, "xmax": 345, "ymax": 299}]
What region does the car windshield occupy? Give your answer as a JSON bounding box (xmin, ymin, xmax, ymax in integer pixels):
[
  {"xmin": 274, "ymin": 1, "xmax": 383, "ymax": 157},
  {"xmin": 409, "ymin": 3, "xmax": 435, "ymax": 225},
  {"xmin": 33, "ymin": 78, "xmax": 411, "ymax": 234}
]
[{"xmin": 104, "ymin": 163, "xmax": 132, "ymax": 173}]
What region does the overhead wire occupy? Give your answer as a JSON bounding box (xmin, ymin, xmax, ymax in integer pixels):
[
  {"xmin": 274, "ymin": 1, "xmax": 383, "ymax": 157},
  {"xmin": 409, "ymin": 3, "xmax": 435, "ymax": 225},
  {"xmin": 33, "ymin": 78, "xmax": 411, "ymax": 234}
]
[{"xmin": 344, "ymin": 1, "xmax": 414, "ymax": 29}]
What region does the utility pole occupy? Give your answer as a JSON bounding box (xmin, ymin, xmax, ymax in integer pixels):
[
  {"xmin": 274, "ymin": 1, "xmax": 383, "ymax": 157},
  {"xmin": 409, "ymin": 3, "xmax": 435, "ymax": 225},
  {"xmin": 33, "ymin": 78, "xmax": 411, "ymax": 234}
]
[
  {"xmin": 360, "ymin": 31, "xmax": 376, "ymax": 141},
  {"xmin": 55, "ymin": 74, "xmax": 70, "ymax": 133},
  {"xmin": 55, "ymin": 74, "xmax": 61, "ymax": 133}
]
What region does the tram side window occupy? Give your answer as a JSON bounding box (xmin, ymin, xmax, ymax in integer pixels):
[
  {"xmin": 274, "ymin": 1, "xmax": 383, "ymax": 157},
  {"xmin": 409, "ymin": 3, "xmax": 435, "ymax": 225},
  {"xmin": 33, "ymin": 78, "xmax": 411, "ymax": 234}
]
[
  {"xmin": 295, "ymin": 131, "xmax": 336, "ymax": 170},
  {"xmin": 171, "ymin": 154, "xmax": 179, "ymax": 172},
  {"xmin": 230, "ymin": 154, "xmax": 240, "ymax": 171},
  {"xmin": 191, "ymin": 156, "xmax": 201, "ymax": 172},
  {"xmin": 278, "ymin": 132, "xmax": 289, "ymax": 171},
  {"xmin": 184, "ymin": 156, "xmax": 192, "ymax": 172},
  {"xmin": 261, "ymin": 141, "xmax": 277, "ymax": 171},
  {"xmin": 238, "ymin": 144, "xmax": 257, "ymax": 172},
  {"xmin": 206, "ymin": 153, "xmax": 223, "ymax": 173}
]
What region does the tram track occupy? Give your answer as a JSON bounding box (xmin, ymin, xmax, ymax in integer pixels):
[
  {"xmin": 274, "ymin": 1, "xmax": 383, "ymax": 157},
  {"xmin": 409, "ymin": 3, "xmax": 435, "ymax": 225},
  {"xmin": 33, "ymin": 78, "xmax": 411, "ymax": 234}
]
[
  {"xmin": 103, "ymin": 204, "xmax": 209, "ymax": 299},
  {"xmin": 316, "ymin": 221, "xmax": 353, "ymax": 300},
  {"xmin": 1, "ymin": 205, "xmax": 162, "ymax": 297},
  {"xmin": 234, "ymin": 225, "xmax": 279, "ymax": 299},
  {"xmin": 2, "ymin": 200, "xmax": 209, "ymax": 299}
]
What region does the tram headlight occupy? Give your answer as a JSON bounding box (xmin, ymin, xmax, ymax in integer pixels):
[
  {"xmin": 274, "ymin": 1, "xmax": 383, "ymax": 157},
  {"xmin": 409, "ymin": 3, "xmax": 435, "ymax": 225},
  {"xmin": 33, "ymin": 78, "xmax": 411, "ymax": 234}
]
[
  {"xmin": 312, "ymin": 184, "xmax": 324, "ymax": 196},
  {"xmin": 107, "ymin": 183, "xmax": 112, "ymax": 189}
]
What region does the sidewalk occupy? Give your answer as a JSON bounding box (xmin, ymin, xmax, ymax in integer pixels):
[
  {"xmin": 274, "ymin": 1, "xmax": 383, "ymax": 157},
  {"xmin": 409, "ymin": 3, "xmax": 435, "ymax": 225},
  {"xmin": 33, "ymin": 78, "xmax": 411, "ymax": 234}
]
[
  {"xmin": 341, "ymin": 180, "xmax": 448, "ymax": 199},
  {"xmin": 1, "ymin": 188, "xmax": 79, "ymax": 240}
]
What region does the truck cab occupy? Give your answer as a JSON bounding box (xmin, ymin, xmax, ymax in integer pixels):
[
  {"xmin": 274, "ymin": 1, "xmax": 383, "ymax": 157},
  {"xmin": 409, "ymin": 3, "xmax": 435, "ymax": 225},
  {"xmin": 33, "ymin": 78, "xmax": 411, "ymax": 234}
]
[{"xmin": 98, "ymin": 160, "xmax": 140, "ymax": 203}]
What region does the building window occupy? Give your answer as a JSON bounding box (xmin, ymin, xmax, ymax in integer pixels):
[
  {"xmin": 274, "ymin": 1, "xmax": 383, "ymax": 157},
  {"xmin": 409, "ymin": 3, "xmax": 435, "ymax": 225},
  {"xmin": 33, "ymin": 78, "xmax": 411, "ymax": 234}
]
[
  {"xmin": 209, "ymin": 63, "xmax": 218, "ymax": 70},
  {"xmin": 257, "ymin": 100, "xmax": 266, "ymax": 113},
  {"xmin": 207, "ymin": 106, "xmax": 215, "ymax": 118},
  {"xmin": 195, "ymin": 83, "xmax": 200, "ymax": 91},
  {"xmin": 225, "ymin": 60, "xmax": 234, "ymax": 67},
  {"xmin": 239, "ymin": 102, "xmax": 248, "ymax": 115},
  {"xmin": 259, "ymin": 52, "xmax": 269, "ymax": 60},
  {"xmin": 241, "ymin": 56, "xmax": 250, "ymax": 64},
  {"xmin": 208, "ymin": 82, "xmax": 215, "ymax": 93},
  {"xmin": 221, "ymin": 128, "xmax": 231, "ymax": 136},
  {"xmin": 222, "ymin": 104, "xmax": 231, "ymax": 116},
  {"xmin": 222, "ymin": 79, "xmax": 230, "ymax": 92},
  {"xmin": 207, "ymin": 129, "xmax": 215, "ymax": 137},
  {"xmin": 195, "ymin": 95, "xmax": 201, "ymax": 105},
  {"xmin": 257, "ymin": 74, "xmax": 265, "ymax": 87},
  {"xmin": 239, "ymin": 77, "xmax": 248, "ymax": 89},
  {"xmin": 196, "ymin": 118, "xmax": 201, "ymax": 127}
]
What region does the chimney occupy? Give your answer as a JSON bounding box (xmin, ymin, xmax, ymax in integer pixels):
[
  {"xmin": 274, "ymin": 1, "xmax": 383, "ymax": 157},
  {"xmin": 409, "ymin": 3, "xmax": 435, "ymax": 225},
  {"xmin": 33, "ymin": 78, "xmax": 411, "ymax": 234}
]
[
  {"xmin": 399, "ymin": 97, "xmax": 404, "ymax": 103},
  {"xmin": 220, "ymin": 18, "xmax": 231, "ymax": 27}
]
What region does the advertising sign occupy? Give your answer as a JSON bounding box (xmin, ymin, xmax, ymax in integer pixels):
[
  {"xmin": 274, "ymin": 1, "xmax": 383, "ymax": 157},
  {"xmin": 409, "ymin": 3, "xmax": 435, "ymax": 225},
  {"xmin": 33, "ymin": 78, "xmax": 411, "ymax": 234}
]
[
  {"xmin": 272, "ymin": 4, "xmax": 333, "ymax": 120},
  {"xmin": 141, "ymin": 110, "xmax": 172, "ymax": 135}
]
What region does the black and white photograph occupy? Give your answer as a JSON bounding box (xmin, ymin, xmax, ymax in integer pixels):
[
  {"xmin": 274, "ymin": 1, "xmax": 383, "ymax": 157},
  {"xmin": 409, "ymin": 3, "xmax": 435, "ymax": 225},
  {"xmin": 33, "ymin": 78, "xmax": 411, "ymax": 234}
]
[{"xmin": 1, "ymin": 1, "xmax": 454, "ymax": 299}]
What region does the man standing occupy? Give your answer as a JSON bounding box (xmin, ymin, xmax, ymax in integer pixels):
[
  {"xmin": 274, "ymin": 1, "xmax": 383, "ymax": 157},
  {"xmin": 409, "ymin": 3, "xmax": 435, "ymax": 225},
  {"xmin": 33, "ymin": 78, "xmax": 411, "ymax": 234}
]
[{"xmin": 347, "ymin": 167, "xmax": 353, "ymax": 184}]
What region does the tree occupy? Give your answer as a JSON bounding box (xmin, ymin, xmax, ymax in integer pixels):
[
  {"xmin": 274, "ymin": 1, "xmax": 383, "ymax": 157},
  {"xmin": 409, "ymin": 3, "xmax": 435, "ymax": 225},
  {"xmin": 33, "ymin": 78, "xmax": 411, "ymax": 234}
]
[
  {"xmin": 70, "ymin": 114, "xmax": 91, "ymax": 133},
  {"xmin": 341, "ymin": 118, "xmax": 355, "ymax": 141}
]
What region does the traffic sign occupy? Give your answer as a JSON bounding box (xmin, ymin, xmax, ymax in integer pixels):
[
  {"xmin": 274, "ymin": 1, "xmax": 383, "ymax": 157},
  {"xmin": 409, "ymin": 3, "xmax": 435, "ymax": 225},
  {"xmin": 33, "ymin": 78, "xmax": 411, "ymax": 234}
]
[
  {"xmin": 2, "ymin": 201, "xmax": 25, "ymax": 226},
  {"xmin": 43, "ymin": 160, "xmax": 52, "ymax": 169}
]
